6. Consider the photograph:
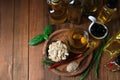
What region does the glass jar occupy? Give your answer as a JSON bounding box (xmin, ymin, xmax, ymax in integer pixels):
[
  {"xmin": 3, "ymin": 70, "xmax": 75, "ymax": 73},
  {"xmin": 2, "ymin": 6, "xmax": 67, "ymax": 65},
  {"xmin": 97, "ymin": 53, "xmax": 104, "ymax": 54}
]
[{"xmin": 67, "ymin": 28, "xmax": 89, "ymax": 54}]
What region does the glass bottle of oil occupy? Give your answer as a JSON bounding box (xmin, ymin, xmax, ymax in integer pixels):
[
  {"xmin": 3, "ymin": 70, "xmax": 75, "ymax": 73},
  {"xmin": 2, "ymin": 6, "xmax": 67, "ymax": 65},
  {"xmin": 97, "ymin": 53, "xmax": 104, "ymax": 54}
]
[
  {"xmin": 104, "ymin": 31, "xmax": 120, "ymax": 56},
  {"xmin": 67, "ymin": 0, "xmax": 83, "ymax": 24},
  {"xmin": 97, "ymin": 0, "xmax": 118, "ymax": 24},
  {"xmin": 47, "ymin": 0, "xmax": 67, "ymax": 24}
]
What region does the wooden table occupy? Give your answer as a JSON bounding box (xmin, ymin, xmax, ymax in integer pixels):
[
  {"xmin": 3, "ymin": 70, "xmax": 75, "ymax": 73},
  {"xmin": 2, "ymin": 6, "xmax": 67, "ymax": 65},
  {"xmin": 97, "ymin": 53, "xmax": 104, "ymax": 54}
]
[{"xmin": 0, "ymin": 0, "xmax": 120, "ymax": 80}]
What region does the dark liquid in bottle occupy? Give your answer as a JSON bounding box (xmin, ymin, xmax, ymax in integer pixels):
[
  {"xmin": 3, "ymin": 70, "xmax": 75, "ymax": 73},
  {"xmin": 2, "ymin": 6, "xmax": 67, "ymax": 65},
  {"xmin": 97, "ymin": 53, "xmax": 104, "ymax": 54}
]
[{"xmin": 90, "ymin": 23, "xmax": 107, "ymax": 37}]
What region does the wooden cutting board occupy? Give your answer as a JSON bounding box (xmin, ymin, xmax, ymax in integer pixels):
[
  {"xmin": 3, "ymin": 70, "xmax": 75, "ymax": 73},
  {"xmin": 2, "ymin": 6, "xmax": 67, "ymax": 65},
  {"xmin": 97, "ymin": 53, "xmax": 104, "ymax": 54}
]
[{"xmin": 43, "ymin": 27, "xmax": 101, "ymax": 76}]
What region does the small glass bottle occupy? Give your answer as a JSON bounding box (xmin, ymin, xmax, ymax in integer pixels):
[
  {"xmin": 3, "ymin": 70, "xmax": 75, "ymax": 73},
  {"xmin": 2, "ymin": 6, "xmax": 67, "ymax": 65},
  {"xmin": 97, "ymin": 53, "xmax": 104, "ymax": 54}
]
[
  {"xmin": 67, "ymin": 0, "xmax": 83, "ymax": 24},
  {"xmin": 104, "ymin": 31, "xmax": 120, "ymax": 72},
  {"xmin": 47, "ymin": 0, "xmax": 67, "ymax": 24},
  {"xmin": 104, "ymin": 31, "xmax": 120, "ymax": 56},
  {"xmin": 82, "ymin": 0, "xmax": 99, "ymax": 16},
  {"xmin": 97, "ymin": 0, "xmax": 118, "ymax": 24}
]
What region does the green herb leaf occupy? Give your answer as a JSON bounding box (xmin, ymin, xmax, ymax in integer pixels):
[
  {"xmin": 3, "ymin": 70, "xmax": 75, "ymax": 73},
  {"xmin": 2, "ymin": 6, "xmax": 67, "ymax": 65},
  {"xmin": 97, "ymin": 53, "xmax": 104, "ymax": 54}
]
[
  {"xmin": 44, "ymin": 34, "xmax": 49, "ymax": 40},
  {"xmin": 29, "ymin": 34, "xmax": 44, "ymax": 46},
  {"xmin": 80, "ymin": 37, "xmax": 109, "ymax": 80},
  {"xmin": 80, "ymin": 67, "xmax": 91, "ymax": 80},
  {"xmin": 80, "ymin": 50, "xmax": 99, "ymax": 80},
  {"xmin": 43, "ymin": 25, "xmax": 54, "ymax": 36},
  {"xmin": 94, "ymin": 37, "xmax": 109, "ymax": 78},
  {"xmin": 42, "ymin": 59, "xmax": 54, "ymax": 66}
]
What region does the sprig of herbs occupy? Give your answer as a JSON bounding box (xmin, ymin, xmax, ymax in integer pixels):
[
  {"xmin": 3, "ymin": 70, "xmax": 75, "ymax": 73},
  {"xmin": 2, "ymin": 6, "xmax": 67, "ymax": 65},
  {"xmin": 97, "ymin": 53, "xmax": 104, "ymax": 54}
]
[
  {"xmin": 94, "ymin": 37, "xmax": 109, "ymax": 78},
  {"xmin": 42, "ymin": 59, "xmax": 54, "ymax": 66},
  {"xmin": 43, "ymin": 25, "xmax": 54, "ymax": 36},
  {"xmin": 29, "ymin": 25, "xmax": 54, "ymax": 46},
  {"xmin": 80, "ymin": 37, "xmax": 109, "ymax": 80}
]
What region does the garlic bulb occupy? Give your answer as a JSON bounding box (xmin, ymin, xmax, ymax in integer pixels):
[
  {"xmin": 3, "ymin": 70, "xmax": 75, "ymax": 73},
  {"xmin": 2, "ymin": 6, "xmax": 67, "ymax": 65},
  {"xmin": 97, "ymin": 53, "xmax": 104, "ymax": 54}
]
[
  {"xmin": 66, "ymin": 61, "xmax": 79, "ymax": 72},
  {"xmin": 48, "ymin": 40, "xmax": 69, "ymax": 62}
]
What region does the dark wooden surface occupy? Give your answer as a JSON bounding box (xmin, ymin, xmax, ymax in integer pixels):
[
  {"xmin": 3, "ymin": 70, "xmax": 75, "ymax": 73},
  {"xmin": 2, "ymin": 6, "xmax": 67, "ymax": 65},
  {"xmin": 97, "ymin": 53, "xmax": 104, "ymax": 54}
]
[{"xmin": 0, "ymin": 0, "xmax": 120, "ymax": 80}]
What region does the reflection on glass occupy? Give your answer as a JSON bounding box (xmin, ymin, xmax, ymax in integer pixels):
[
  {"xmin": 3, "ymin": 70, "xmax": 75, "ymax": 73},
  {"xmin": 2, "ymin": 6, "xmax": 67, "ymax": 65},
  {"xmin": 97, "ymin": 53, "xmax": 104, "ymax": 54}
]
[
  {"xmin": 67, "ymin": 28, "xmax": 89, "ymax": 54},
  {"xmin": 104, "ymin": 31, "xmax": 120, "ymax": 56}
]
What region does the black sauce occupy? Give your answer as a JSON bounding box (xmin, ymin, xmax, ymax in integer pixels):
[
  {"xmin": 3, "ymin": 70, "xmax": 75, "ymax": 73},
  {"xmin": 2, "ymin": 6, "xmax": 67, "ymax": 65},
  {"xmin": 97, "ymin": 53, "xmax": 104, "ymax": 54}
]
[
  {"xmin": 115, "ymin": 54, "xmax": 120, "ymax": 66},
  {"xmin": 90, "ymin": 23, "xmax": 107, "ymax": 37}
]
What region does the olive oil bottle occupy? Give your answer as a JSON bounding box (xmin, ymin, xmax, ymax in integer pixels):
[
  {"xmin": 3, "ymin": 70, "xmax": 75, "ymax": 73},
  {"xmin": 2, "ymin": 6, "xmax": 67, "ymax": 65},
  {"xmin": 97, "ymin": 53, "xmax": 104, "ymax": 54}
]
[
  {"xmin": 104, "ymin": 31, "xmax": 120, "ymax": 56},
  {"xmin": 97, "ymin": 0, "xmax": 118, "ymax": 24},
  {"xmin": 47, "ymin": 0, "xmax": 67, "ymax": 24},
  {"xmin": 67, "ymin": 0, "xmax": 83, "ymax": 24}
]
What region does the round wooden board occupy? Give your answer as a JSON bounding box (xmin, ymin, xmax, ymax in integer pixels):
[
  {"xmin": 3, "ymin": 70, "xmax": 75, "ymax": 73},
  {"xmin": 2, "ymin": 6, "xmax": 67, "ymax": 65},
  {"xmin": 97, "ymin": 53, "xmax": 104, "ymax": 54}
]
[{"xmin": 43, "ymin": 29, "xmax": 100, "ymax": 76}]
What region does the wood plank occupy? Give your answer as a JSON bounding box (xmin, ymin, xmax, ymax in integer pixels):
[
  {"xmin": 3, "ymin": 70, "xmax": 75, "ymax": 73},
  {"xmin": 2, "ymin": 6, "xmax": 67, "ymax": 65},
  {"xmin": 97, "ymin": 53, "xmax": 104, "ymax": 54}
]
[
  {"xmin": 29, "ymin": 0, "xmax": 61, "ymax": 80},
  {"xmin": 44, "ymin": 68, "xmax": 60, "ymax": 80},
  {"xmin": 29, "ymin": 0, "xmax": 45, "ymax": 80},
  {"xmin": 61, "ymin": 76, "xmax": 74, "ymax": 80},
  {"xmin": 13, "ymin": 0, "xmax": 29, "ymax": 80},
  {"xmin": 74, "ymin": 64, "xmax": 95, "ymax": 80},
  {"xmin": 0, "ymin": 0, "xmax": 14, "ymax": 80},
  {"xmin": 99, "ymin": 53, "xmax": 109, "ymax": 80}
]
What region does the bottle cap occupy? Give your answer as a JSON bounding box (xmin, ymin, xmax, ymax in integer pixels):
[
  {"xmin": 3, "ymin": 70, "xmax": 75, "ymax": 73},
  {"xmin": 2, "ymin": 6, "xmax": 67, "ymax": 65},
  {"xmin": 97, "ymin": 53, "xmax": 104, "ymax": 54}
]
[
  {"xmin": 51, "ymin": 0, "xmax": 60, "ymax": 5},
  {"xmin": 106, "ymin": 0, "xmax": 118, "ymax": 9},
  {"xmin": 51, "ymin": 0, "xmax": 60, "ymax": 3}
]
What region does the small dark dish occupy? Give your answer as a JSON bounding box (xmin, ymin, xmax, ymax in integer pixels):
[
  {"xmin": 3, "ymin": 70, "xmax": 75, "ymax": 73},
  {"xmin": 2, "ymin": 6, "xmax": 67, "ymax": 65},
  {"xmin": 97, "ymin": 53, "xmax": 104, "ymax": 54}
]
[{"xmin": 88, "ymin": 22, "xmax": 108, "ymax": 39}]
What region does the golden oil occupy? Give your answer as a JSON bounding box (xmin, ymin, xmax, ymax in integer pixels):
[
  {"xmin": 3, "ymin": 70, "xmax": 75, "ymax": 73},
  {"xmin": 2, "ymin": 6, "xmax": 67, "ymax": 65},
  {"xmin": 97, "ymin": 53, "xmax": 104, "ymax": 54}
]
[
  {"xmin": 48, "ymin": 0, "xmax": 67, "ymax": 24},
  {"xmin": 67, "ymin": 0, "xmax": 83, "ymax": 24},
  {"xmin": 97, "ymin": 0, "xmax": 118, "ymax": 24},
  {"xmin": 67, "ymin": 28, "xmax": 89, "ymax": 54},
  {"xmin": 97, "ymin": 6, "xmax": 117, "ymax": 24},
  {"xmin": 104, "ymin": 31, "xmax": 120, "ymax": 56}
]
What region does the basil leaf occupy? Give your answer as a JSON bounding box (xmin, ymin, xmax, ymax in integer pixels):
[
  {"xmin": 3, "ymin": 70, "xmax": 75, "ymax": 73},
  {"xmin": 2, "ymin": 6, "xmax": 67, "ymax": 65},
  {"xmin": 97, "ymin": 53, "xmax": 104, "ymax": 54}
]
[
  {"xmin": 44, "ymin": 34, "xmax": 49, "ymax": 40},
  {"xmin": 44, "ymin": 25, "xmax": 54, "ymax": 36},
  {"xmin": 29, "ymin": 34, "xmax": 44, "ymax": 46},
  {"xmin": 42, "ymin": 60, "xmax": 54, "ymax": 66}
]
